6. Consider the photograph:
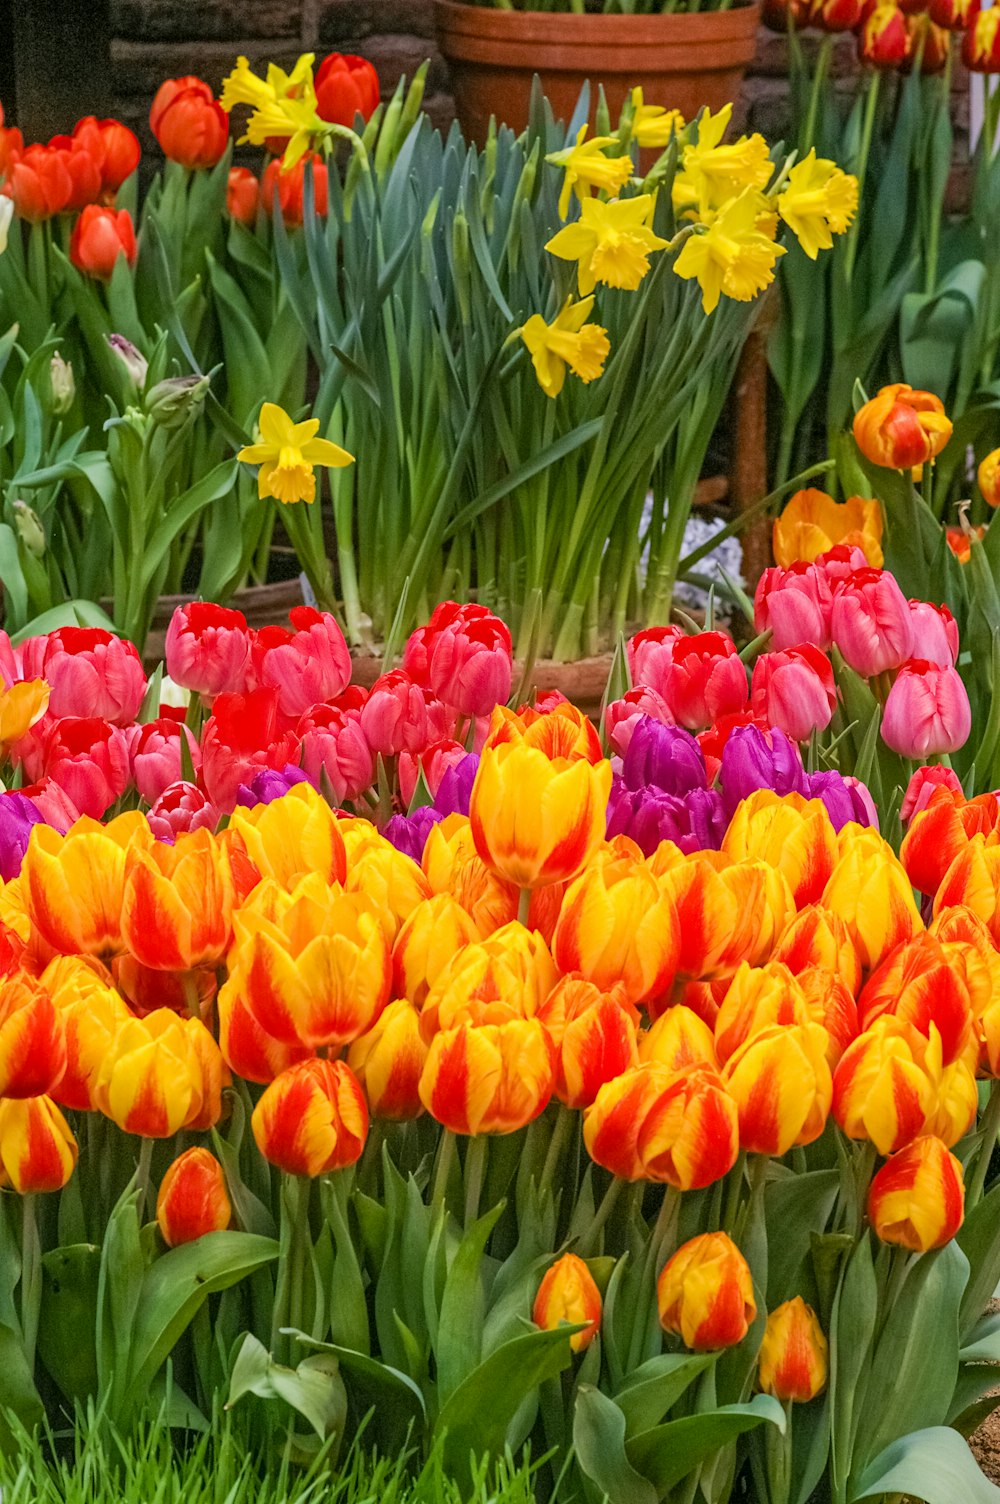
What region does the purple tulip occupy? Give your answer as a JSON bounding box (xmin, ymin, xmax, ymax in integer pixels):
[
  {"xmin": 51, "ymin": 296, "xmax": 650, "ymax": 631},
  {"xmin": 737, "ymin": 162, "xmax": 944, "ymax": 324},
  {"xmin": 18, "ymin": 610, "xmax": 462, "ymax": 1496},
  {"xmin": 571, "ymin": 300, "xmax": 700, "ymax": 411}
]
[
  {"xmin": 434, "ymin": 753, "xmax": 480, "ymax": 818},
  {"xmin": 806, "ymin": 769, "xmax": 879, "ymax": 832},
  {"xmin": 607, "ymin": 776, "xmax": 726, "ymax": 857},
  {"xmin": 622, "ymin": 718, "xmax": 707, "ymax": 797},
  {"xmin": 235, "ymin": 764, "xmax": 314, "ymax": 808},
  {"xmin": 0, "ymin": 791, "xmax": 43, "ymax": 882},
  {"xmin": 384, "ymin": 805, "xmax": 444, "ymax": 863},
  {"xmin": 719, "ymin": 726, "xmax": 807, "ymax": 817}
]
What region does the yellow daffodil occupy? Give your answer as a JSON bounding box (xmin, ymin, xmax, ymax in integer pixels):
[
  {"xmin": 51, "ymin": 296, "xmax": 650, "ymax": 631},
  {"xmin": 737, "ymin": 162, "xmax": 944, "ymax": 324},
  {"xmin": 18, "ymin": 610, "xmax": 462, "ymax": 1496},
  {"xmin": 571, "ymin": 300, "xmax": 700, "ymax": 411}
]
[
  {"xmin": 777, "ymin": 150, "xmax": 859, "ymax": 259},
  {"xmin": 547, "ymin": 127, "xmax": 634, "ymax": 220},
  {"xmin": 520, "ymin": 297, "xmax": 611, "ymax": 399},
  {"xmin": 674, "ymin": 188, "xmax": 785, "ymax": 314},
  {"xmin": 630, "ymin": 89, "xmax": 685, "ymax": 150},
  {"xmin": 237, "ymin": 403, "xmax": 354, "ymax": 505},
  {"xmin": 220, "ymin": 54, "xmax": 327, "ymax": 170},
  {"xmin": 545, "ymin": 194, "xmax": 671, "ymax": 296},
  {"xmin": 673, "ymin": 103, "xmax": 773, "ymax": 223}
]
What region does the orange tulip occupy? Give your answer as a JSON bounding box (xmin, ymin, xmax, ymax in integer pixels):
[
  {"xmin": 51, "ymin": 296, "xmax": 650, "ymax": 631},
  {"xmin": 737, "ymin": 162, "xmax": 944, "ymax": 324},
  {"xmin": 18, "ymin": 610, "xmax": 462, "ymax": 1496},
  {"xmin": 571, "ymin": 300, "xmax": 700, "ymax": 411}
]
[
  {"xmin": 657, "ymin": 1232, "xmax": 756, "ymax": 1352},
  {"xmin": 713, "ymin": 961, "xmax": 810, "ymax": 1066},
  {"xmin": 484, "ymin": 702, "xmax": 603, "ymax": 763},
  {"xmin": 347, "ymin": 999, "xmax": 428, "ymax": 1120},
  {"xmin": 901, "ymin": 787, "xmax": 1000, "ymax": 898},
  {"xmin": 758, "ymin": 1298, "xmax": 828, "ymax": 1402},
  {"xmin": 21, "ymin": 812, "xmax": 154, "ymax": 957},
  {"xmin": 419, "ymin": 1019, "xmax": 554, "ymax": 1134},
  {"xmin": 232, "ymin": 874, "xmax": 391, "ymax": 1049},
  {"xmin": 533, "ymin": 1253, "xmax": 602, "ymax": 1352},
  {"xmin": 772, "ymin": 488, "xmax": 883, "ymax": 569},
  {"xmin": 0, "ymin": 972, "xmax": 66, "ymax": 1098},
  {"xmin": 252, "ymin": 1058, "xmax": 368, "ymax": 1176},
  {"xmin": 545, "ymin": 987, "xmax": 639, "ymax": 1110},
  {"xmin": 0, "ymin": 1095, "xmax": 77, "ymax": 1193},
  {"xmin": 553, "ymin": 847, "xmax": 679, "ymax": 1005},
  {"xmin": 420, "ymin": 921, "xmax": 557, "ymax": 1037},
  {"xmin": 721, "ymin": 790, "xmax": 839, "ymax": 909},
  {"xmin": 156, "ymin": 1147, "xmax": 232, "ymax": 1246},
  {"xmin": 470, "ymin": 741, "xmax": 611, "ymax": 889},
  {"xmin": 639, "ymin": 1003, "xmax": 719, "ymax": 1073},
  {"xmin": 822, "ymin": 830, "xmax": 923, "ymax": 972},
  {"xmin": 121, "ymin": 827, "xmax": 238, "ymax": 970},
  {"xmin": 934, "ymin": 834, "xmax": 1000, "ymax": 946},
  {"xmin": 584, "ymin": 1062, "xmax": 739, "ymax": 1189},
  {"xmin": 858, "ymin": 932, "xmax": 977, "ymax": 1068},
  {"xmin": 853, "ymin": 383, "xmax": 953, "ymax": 471},
  {"xmin": 771, "ymin": 904, "xmax": 862, "ymax": 996},
  {"xmin": 868, "ymin": 1135, "xmax": 964, "ymax": 1251},
  {"xmin": 723, "ymin": 1021, "xmax": 832, "ymax": 1154},
  {"xmin": 391, "ymin": 892, "xmax": 481, "ymax": 1006},
  {"xmin": 228, "ymin": 784, "xmax": 344, "ymax": 890}
]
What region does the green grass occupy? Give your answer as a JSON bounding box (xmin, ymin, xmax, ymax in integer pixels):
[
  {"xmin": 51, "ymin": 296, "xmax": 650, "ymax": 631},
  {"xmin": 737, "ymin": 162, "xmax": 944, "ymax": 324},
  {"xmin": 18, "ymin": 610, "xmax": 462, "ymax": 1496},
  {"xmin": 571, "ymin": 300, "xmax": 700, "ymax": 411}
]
[{"xmin": 0, "ymin": 1413, "xmax": 547, "ymax": 1504}]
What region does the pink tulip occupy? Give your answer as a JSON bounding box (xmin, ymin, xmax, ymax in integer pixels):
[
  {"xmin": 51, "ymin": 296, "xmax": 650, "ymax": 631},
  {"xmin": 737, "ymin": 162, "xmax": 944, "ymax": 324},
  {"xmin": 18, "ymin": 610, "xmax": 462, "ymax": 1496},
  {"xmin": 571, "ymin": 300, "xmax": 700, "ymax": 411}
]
[
  {"xmin": 25, "ymin": 627, "xmax": 146, "ymax": 726},
  {"xmin": 19, "ymin": 777, "xmax": 80, "ymax": 834},
  {"xmin": 908, "ymin": 599, "xmax": 959, "ymax": 668},
  {"xmin": 658, "ymin": 631, "xmax": 749, "ymax": 731},
  {"xmin": 751, "ymin": 643, "xmax": 837, "ymax": 743},
  {"xmin": 0, "ymin": 629, "xmax": 22, "ymax": 688},
  {"xmin": 626, "ymin": 625, "xmax": 685, "ymax": 696},
  {"xmin": 398, "ymin": 738, "xmax": 468, "ymax": 808},
  {"xmin": 422, "ymin": 603, "xmax": 513, "ymax": 718},
  {"xmin": 249, "ymin": 607, "xmax": 351, "ymax": 718},
  {"xmin": 881, "ymin": 661, "xmax": 972, "ymax": 758},
  {"xmin": 128, "ymin": 717, "xmax": 202, "ymax": 804},
  {"xmin": 754, "ymin": 563, "xmax": 832, "ymax": 652},
  {"xmin": 830, "ymin": 567, "xmax": 914, "ymax": 677},
  {"xmin": 402, "ymin": 624, "xmax": 433, "ymax": 685},
  {"xmin": 811, "ymin": 543, "xmax": 869, "ymax": 588},
  {"xmin": 297, "ymin": 697, "xmax": 375, "ymax": 802},
  {"xmin": 200, "ymin": 688, "xmax": 298, "ymax": 811},
  {"xmin": 360, "ymin": 670, "xmax": 453, "ymax": 756},
  {"xmin": 604, "ymin": 685, "xmax": 674, "ymax": 758},
  {"xmin": 900, "ymin": 763, "xmax": 963, "ymax": 823},
  {"xmin": 146, "ymin": 781, "xmax": 220, "ymax": 843},
  {"xmin": 165, "ymin": 602, "xmax": 251, "ymax": 698},
  {"xmin": 41, "ymin": 716, "xmax": 131, "ymax": 817}
]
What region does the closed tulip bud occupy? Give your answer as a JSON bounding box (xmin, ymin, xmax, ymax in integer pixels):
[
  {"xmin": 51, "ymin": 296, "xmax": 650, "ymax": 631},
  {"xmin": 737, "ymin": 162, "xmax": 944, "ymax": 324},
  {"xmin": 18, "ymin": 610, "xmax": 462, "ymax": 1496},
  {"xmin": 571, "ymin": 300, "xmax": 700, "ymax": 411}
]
[
  {"xmin": 822, "ymin": 832, "xmax": 922, "ymax": 971},
  {"xmin": 584, "ymin": 1062, "xmax": 738, "ymax": 1188},
  {"xmin": 658, "ymin": 632, "xmax": 749, "ymax": 732},
  {"xmin": 724, "ymin": 1021, "xmax": 832, "ymax": 1154},
  {"xmin": 750, "ymin": 644, "xmax": 837, "ymax": 743},
  {"xmin": 227, "ymin": 165, "xmax": 259, "ymax": 224},
  {"xmin": 120, "ymin": 828, "xmax": 238, "ymax": 971},
  {"xmin": 627, "ymin": 625, "xmax": 686, "ymax": 696},
  {"xmin": 470, "ymin": 741, "xmax": 611, "ymax": 890},
  {"xmin": 360, "ymin": 671, "xmax": 452, "ymax": 758},
  {"xmin": 533, "ymin": 1253, "xmax": 602, "ymax": 1352},
  {"xmin": 0, "ymin": 973, "xmax": 66, "ymax": 1098},
  {"xmin": 156, "ymin": 1147, "xmax": 232, "ymax": 1247},
  {"xmin": 881, "ymin": 661, "xmax": 971, "ymax": 758},
  {"xmin": 165, "ymin": 601, "xmax": 250, "ymax": 697},
  {"xmin": 713, "ymin": 961, "xmax": 811, "ymax": 1065},
  {"xmin": 391, "ymin": 893, "xmax": 481, "ymax": 1007},
  {"xmin": 908, "ymin": 600, "xmax": 959, "ymax": 668},
  {"xmin": 22, "ymin": 813, "xmax": 154, "ymax": 957},
  {"xmin": 657, "ymin": 1233, "xmax": 756, "ymax": 1352},
  {"xmin": 810, "ymin": 0, "xmax": 864, "ymax": 28},
  {"xmin": 773, "ymin": 489, "xmax": 883, "ymax": 569},
  {"xmin": 754, "ymin": 562, "xmax": 834, "ymax": 654},
  {"xmin": 260, "ymin": 154, "xmax": 329, "ymax": 225},
  {"xmin": 152, "ymin": 84, "xmax": 228, "ymax": 168},
  {"xmin": 253, "ymin": 1058, "xmax": 368, "ymax": 1176},
  {"xmin": 107, "ymin": 333, "xmax": 149, "ymax": 391},
  {"xmin": 853, "ymin": 382, "xmax": 952, "ymax": 469},
  {"xmin": 92, "ymin": 1009, "xmax": 211, "ymax": 1137},
  {"xmin": 553, "ymin": 848, "xmax": 679, "ymax": 1005},
  {"xmin": 347, "ymin": 999, "xmax": 428, "ymax": 1120},
  {"xmin": 147, "ymin": 781, "xmax": 220, "ymax": 844},
  {"xmin": 0, "ymin": 1095, "xmax": 77, "ymax": 1193},
  {"xmin": 229, "ymin": 783, "xmax": 345, "ymax": 891},
  {"xmin": 868, "ymin": 1135, "xmax": 964, "ymax": 1250},
  {"xmin": 249, "ymin": 607, "xmax": 351, "ymax": 718},
  {"xmin": 70, "ymin": 205, "xmax": 137, "ymax": 279},
  {"xmin": 758, "ymin": 1298, "xmax": 828, "ymax": 1402},
  {"xmin": 830, "ymin": 567, "xmax": 914, "ymax": 677},
  {"xmin": 48, "ymin": 351, "xmax": 75, "ymax": 415},
  {"xmin": 719, "ymin": 726, "xmax": 807, "ymax": 817},
  {"xmin": 233, "ymin": 874, "xmax": 390, "ymax": 1050},
  {"xmin": 621, "ymin": 719, "xmax": 707, "ymax": 796},
  {"xmin": 419, "ymin": 1018, "xmax": 554, "ymax": 1134},
  {"xmin": 722, "ymin": 789, "xmax": 838, "ymax": 908},
  {"xmin": 49, "ymin": 978, "xmax": 130, "ymax": 1111},
  {"xmin": 639, "ymin": 1004, "xmax": 719, "ymax": 1073},
  {"xmin": 10, "ymin": 499, "xmax": 45, "ymax": 561},
  {"xmin": 315, "ymin": 51, "xmax": 380, "ymax": 126},
  {"xmin": 965, "ymin": 2, "xmax": 1000, "ymax": 67},
  {"xmin": 833, "ymin": 1016, "xmax": 936, "ymax": 1153}
]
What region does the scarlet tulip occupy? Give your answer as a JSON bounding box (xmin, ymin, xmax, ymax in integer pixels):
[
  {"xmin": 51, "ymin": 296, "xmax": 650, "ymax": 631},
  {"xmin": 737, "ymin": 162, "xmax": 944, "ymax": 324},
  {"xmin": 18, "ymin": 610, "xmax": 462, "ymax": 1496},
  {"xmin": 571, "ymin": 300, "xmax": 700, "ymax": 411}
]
[
  {"xmin": 965, "ymin": 2, "xmax": 1000, "ymax": 67},
  {"xmin": 868, "ymin": 1135, "xmax": 964, "ymax": 1250},
  {"xmin": 152, "ymin": 84, "xmax": 229, "ymax": 168},
  {"xmin": 156, "ymin": 1147, "xmax": 232, "ymax": 1246},
  {"xmin": 253, "ymin": 1058, "xmax": 368, "ymax": 1175},
  {"xmin": 658, "ymin": 632, "xmax": 749, "ymax": 731},
  {"xmin": 227, "ymin": 165, "xmax": 259, "ymax": 224},
  {"xmin": 881, "ymin": 661, "xmax": 971, "ymax": 758},
  {"xmin": 92, "ymin": 117, "xmax": 140, "ymax": 192},
  {"xmin": 165, "ymin": 601, "xmax": 250, "ymax": 697},
  {"xmin": 40, "ymin": 716, "xmax": 131, "ymax": 819},
  {"xmin": 533, "ymin": 1253, "xmax": 602, "ymax": 1352},
  {"xmin": 419, "ymin": 1018, "xmax": 554, "ymax": 1134},
  {"xmin": 657, "ymin": 1233, "xmax": 756, "ymax": 1352},
  {"xmin": 853, "ymin": 383, "xmax": 952, "ymax": 468},
  {"xmin": 69, "ymin": 205, "xmax": 137, "ymax": 280},
  {"xmin": 150, "ymin": 76, "xmax": 214, "ymax": 136},
  {"xmin": 758, "ymin": 1298, "xmax": 828, "ymax": 1402},
  {"xmin": 201, "ymin": 688, "xmax": 298, "ymax": 812},
  {"xmin": 314, "ymin": 52, "xmax": 380, "ymax": 126},
  {"xmin": 347, "ymin": 1000, "xmax": 428, "ymax": 1120},
  {"xmin": 0, "ymin": 1095, "xmax": 77, "ymax": 1193},
  {"xmin": 260, "ymin": 154, "xmax": 328, "ymax": 225},
  {"xmin": 6, "ymin": 144, "xmax": 73, "ymax": 221}
]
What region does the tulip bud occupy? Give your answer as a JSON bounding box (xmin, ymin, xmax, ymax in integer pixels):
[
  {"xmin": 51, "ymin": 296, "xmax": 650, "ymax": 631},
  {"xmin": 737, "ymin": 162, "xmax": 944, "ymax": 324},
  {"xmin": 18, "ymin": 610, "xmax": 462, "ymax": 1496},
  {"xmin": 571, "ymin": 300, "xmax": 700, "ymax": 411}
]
[
  {"xmin": 553, "ymin": 847, "xmax": 679, "ymax": 1006},
  {"xmin": 822, "ymin": 829, "xmax": 922, "ymax": 972},
  {"xmin": 419, "ymin": 1018, "xmax": 554, "ymax": 1134},
  {"xmin": 758, "ymin": 1298, "xmax": 828, "ymax": 1402},
  {"xmin": 253, "ymin": 1058, "xmax": 368, "ymax": 1177},
  {"xmin": 347, "ymin": 999, "xmax": 428, "ymax": 1120},
  {"xmin": 750, "ymin": 644, "xmax": 837, "ymax": 743},
  {"xmin": 11, "ymin": 499, "xmax": 45, "ymax": 559},
  {"xmin": 107, "ymin": 333, "xmax": 149, "ymax": 391},
  {"xmin": 964, "ymin": 2, "xmax": 1000, "ymax": 68},
  {"xmin": 868, "ymin": 1135, "xmax": 964, "ymax": 1251},
  {"xmin": 853, "ymin": 382, "xmax": 952, "ymax": 469},
  {"xmin": 533, "ymin": 1252, "xmax": 602, "ymax": 1352},
  {"xmin": 144, "ymin": 373, "xmax": 211, "ymax": 430},
  {"xmin": 979, "ymin": 447, "xmax": 1000, "ymax": 506},
  {"xmin": 156, "ymin": 1147, "xmax": 232, "ymax": 1246},
  {"xmin": 881, "ymin": 661, "xmax": 971, "ymax": 758},
  {"xmin": 724, "ymin": 1021, "xmax": 832, "ymax": 1154},
  {"xmin": 0, "ymin": 1094, "xmax": 78, "ymax": 1193},
  {"xmin": 657, "ymin": 1232, "xmax": 756, "ymax": 1352},
  {"xmin": 48, "ymin": 351, "xmax": 75, "ymax": 414}
]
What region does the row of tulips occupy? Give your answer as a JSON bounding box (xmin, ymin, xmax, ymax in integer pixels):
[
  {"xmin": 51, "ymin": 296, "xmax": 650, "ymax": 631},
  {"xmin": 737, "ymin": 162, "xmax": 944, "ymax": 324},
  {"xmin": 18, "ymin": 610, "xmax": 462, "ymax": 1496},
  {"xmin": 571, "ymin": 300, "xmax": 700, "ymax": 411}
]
[{"xmin": 0, "ymin": 577, "xmax": 995, "ymax": 1501}]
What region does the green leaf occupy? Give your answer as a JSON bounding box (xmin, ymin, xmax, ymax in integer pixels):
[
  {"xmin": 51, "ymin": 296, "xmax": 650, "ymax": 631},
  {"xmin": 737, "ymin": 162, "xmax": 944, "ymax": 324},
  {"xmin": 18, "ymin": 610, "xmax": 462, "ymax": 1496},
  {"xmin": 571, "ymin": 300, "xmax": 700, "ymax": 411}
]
[
  {"xmin": 626, "ymin": 1395, "xmax": 786, "ymax": 1494},
  {"xmin": 958, "ymin": 1176, "xmax": 1000, "ymax": 1338},
  {"xmin": 228, "ymin": 1333, "xmax": 347, "ymax": 1442},
  {"xmin": 851, "ymin": 1426, "xmax": 1000, "ymax": 1503},
  {"xmin": 38, "ymin": 1244, "xmax": 101, "ymax": 1403},
  {"xmin": 573, "ymin": 1385, "xmax": 658, "ymax": 1504},
  {"xmin": 0, "ymin": 1322, "xmax": 42, "ymax": 1431},
  {"xmin": 289, "ymin": 1334, "xmax": 426, "ymax": 1440},
  {"xmin": 829, "ymin": 1234, "xmax": 878, "ymax": 1503},
  {"xmin": 435, "ymin": 1201, "xmax": 504, "ymax": 1403},
  {"xmin": 765, "ymin": 1169, "xmax": 840, "ymax": 1307},
  {"xmin": 139, "ymin": 461, "xmax": 238, "ymax": 594},
  {"xmin": 614, "ymin": 1352, "xmax": 716, "ymax": 1435}
]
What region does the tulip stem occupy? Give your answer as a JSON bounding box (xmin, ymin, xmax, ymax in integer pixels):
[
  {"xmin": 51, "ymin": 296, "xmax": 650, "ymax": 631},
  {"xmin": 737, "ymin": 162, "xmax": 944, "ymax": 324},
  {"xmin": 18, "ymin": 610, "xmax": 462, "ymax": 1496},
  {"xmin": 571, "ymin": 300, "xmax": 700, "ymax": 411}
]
[
  {"xmin": 431, "ymin": 1130, "xmax": 458, "ymax": 1214},
  {"xmin": 517, "ymin": 888, "xmax": 532, "ymax": 927},
  {"xmin": 721, "ymin": 1152, "xmax": 746, "ymax": 1237},
  {"xmin": 136, "ymin": 1138, "xmax": 154, "ymax": 1223},
  {"xmin": 968, "ymin": 1081, "xmax": 1000, "ymax": 1210},
  {"xmin": 541, "ymin": 1106, "xmax": 575, "ymax": 1194},
  {"xmin": 578, "ymin": 1176, "xmax": 624, "ymax": 1258},
  {"xmin": 20, "ymin": 1194, "xmax": 40, "ymax": 1379},
  {"xmin": 464, "ymin": 1135, "xmax": 489, "ymax": 1229}
]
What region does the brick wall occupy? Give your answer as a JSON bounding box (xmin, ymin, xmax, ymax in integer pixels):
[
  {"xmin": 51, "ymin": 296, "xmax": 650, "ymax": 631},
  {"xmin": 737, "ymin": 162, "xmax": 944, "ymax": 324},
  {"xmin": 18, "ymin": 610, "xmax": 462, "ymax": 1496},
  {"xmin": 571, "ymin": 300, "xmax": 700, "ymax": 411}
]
[{"xmin": 110, "ymin": 0, "xmax": 969, "ymax": 183}]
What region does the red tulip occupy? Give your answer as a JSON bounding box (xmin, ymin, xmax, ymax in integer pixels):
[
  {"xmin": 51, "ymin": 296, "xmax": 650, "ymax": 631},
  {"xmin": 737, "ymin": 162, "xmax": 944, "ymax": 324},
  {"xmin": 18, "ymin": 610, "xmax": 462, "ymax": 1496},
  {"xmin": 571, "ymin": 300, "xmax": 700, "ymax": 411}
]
[
  {"xmin": 69, "ymin": 205, "xmax": 137, "ymax": 279},
  {"xmin": 200, "ymin": 688, "xmax": 298, "ymax": 812},
  {"xmin": 315, "ymin": 53, "xmax": 380, "ymax": 126},
  {"xmin": 153, "ymin": 85, "xmax": 229, "ymax": 169},
  {"xmin": 658, "ymin": 632, "xmax": 749, "ymax": 731},
  {"xmin": 249, "ymin": 607, "xmax": 351, "ymax": 718},
  {"xmin": 260, "ymin": 155, "xmax": 328, "ymax": 225},
  {"xmin": 165, "ymin": 601, "xmax": 250, "ymax": 697},
  {"xmin": 227, "ymin": 166, "xmax": 259, "ymax": 224},
  {"xmin": 830, "ymin": 568, "xmax": 914, "ymax": 677},
  {"xmin": 41, "ymin": 717, "xmax": 131, "ymax": 818}
]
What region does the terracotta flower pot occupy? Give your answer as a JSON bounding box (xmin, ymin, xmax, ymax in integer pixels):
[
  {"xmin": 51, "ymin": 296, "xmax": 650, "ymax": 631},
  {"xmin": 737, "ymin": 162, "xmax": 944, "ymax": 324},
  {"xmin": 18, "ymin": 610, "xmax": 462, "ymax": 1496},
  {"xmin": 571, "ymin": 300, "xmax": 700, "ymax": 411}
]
[
  {"xmin": 434, "ymin": 0, "xmax": 762, "ymax": 146},
  {"xmin": 352, "ymin": 649, "xmax": 615, "ymax": 719}
]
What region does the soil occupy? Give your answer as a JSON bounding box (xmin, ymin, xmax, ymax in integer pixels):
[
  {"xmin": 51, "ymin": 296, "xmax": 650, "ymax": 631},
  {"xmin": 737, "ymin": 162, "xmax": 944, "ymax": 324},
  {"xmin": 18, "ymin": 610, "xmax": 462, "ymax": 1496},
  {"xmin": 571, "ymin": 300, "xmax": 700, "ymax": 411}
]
[{"xmin": 970, "ymin": 1302, "xmax": 1000, "ymax": 1484}]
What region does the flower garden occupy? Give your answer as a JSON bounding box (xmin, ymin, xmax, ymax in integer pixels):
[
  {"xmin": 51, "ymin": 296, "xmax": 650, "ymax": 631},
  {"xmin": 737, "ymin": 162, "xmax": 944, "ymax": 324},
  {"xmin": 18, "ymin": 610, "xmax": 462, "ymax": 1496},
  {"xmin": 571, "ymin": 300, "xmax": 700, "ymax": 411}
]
[{"xmin": 2, "ymin": 11, "xmax": 1000, "ymax": 1502}]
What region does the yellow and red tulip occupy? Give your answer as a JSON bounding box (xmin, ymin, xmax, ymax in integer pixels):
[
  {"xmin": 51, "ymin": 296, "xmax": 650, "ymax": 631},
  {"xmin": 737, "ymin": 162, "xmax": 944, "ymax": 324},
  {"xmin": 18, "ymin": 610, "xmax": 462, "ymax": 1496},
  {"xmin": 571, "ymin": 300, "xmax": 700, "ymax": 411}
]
[
  {"xmin": 552, "ymin": 846, "xmax": 679, "ymax": 1005},
  {"xmin": 758, "ymin": 1297, "xmax": 828, "ymax": 1402},
  {"xmin": 584, "ymin": 1061, "xmax": 739, "ymax": 1189},
  {"xmin": 228, "ymin": 782, "xmax": 345, "ymax": 890},
  {"xmin": 723, "ymin": 1020, "xmax": 832, "ymax": 1154},
  {"xmin": 868, "ymin": 1135, "xmax": 965, "ymax": 1251},
  {"xmin": 657, "ymin": 1232, "xmax": 756, "ymax": 1352},
  {"xmin": 120, "ymin": 827, "xmax": 238, "ymax": 971},
  {"xmin": 533, "ymin": 1253, "xmax": 602, "ymax": 1352},
  {"xmin": 156, "ymin": 1146, "xmax": 232, "ymax": 1246},
  {"xmin": 418, "ymin": 1018, "xmax": 554, "ymax": 1135},
  {"xmin": 252, "ymin": 1057, "xmax": 369, "ymax": 1176},
  {"xmin": 0, "ymin": 1094, "xmax": 77, "ymax": 1193},
  {"xmin": 21, "ymin": 812, "xmax": 154, "ymax": 957},
  {"xmin": 347, "ymin": 999, "xmax": 428, "ymax": 1120}
]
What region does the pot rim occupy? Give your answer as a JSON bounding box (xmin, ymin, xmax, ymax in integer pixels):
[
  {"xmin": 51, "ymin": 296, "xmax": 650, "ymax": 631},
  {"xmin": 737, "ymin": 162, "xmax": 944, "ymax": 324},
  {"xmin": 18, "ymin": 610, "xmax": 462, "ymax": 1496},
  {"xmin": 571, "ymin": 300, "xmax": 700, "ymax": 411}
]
[{"xmin": 434, "ymin": 0, "xmax": 762, "ymax": 42}]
